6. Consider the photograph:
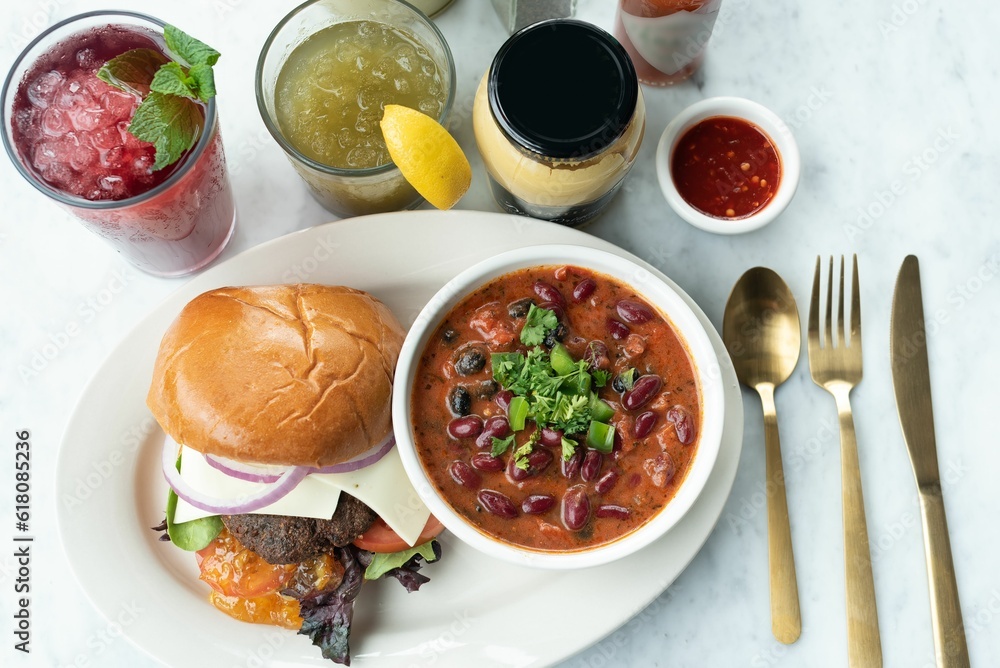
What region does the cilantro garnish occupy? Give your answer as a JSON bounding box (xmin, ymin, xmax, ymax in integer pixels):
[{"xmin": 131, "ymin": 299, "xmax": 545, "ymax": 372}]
[
  {"xmin": 513, "ymin": 431, "xmax": 540, "ymax": 471},
  {"xmin": 593, "ymin": 369, "xmax": 611, "ymax": 388},
  {"xmin": 520, "ymin": 304, "xmax": 559, "ymax": 346},
  {"xmin": 97, "ymin": 25, "xmax": 221, "ymax": 170},
  {"xmin": 491, "ymin": 434, "xmax": 516, "ymax": 457},
  {"xmin": 620, "ymin": 368, "xmax": 637, "ymax": 391}
]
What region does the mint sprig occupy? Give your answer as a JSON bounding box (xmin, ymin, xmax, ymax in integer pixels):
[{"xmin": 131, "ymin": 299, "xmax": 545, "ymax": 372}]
[{"xmin": 96, "ymin": 25, "xmax": 221, "ymax": 171}]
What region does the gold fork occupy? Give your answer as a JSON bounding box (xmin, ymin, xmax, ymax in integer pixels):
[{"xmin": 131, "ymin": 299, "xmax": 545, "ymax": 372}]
[{"xmin": 808, "ymin": 256, "xmax": 883, "ymax": 668}]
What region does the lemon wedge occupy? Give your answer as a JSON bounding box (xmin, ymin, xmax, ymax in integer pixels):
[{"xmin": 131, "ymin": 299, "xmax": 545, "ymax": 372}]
[{"xmin": 380, "ymin": 104, "xmax": 471, "ymax": 210}]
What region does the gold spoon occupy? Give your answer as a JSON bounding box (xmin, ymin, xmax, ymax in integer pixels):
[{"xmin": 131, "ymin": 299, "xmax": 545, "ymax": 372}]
[{"xmin": 723, "ymin": 267, "xmax": 803, "ymax": 644}]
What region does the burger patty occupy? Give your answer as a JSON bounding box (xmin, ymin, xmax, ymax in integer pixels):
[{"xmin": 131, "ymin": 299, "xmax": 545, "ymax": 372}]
[{"xmin": 222, "ymin": 493, "xmax": 377, "ymax": 565}]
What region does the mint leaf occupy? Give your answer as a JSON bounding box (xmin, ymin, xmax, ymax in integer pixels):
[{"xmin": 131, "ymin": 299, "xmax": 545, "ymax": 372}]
[
  {"xmin": 187, "ymin": 63, "xmax": 216, "ymax": 101},
  {"xmin": 129, "ymin": 92, "xmax": 203, "ymax": 170},
  {"xmin": 520, "ymin": 304, "xmax": 558, "ymax": 346},
  {"xmin": 363, "ymin": 542, "xmax": 439, "ymax": 581},
  {"xmin": 491, "ymin": 434, "xmax": 515, "ymax": 457},
  {"xmin": 164, "ymin": 25, "xmax": 220, "ymax": 66},
  {"xmin": 150, "ymin": 62, "xmax": 197, "ymax": 99},
  {"xmin": 97, "ymin": 48, "xmax": 169, "ymax": 97},
  {"xmin": 164, "ymin": 452, "xmax": 222, "ymax": 551}
]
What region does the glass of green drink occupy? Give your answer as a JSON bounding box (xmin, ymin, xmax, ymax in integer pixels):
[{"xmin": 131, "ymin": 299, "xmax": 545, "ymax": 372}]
[{"xmin": 256, "ymin": 0, "xmax": 456, "ymax": 217}]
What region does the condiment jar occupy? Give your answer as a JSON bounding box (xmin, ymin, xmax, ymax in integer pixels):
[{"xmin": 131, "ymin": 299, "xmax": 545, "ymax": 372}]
[{"xmin": 473, "ymin": 19, "xmax": 645, "ymax": 228}]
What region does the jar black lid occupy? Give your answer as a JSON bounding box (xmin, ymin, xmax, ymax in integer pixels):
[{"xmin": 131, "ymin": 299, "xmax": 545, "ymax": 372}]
[{"xmin": 488, "ymin": 19, "xmax": 638, "ymax": 160}]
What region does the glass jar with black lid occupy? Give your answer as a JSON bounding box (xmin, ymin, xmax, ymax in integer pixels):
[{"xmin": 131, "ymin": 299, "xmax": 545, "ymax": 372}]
[{"xmin": 473, "ymin": 19, "xmax": 645, "ymax": 227}]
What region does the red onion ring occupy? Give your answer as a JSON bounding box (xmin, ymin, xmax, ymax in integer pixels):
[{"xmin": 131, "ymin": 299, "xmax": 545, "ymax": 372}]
[
  {"xmin": 311, "ymin": 434, "xmax": 395, "ymax": 474},
  {"xmin": 203, "ymin": 454, "xmax": 285, "ymax": 483},
  {"xmin": 162, "ymin": 436, "xmax": 309, "ymax": 515}
]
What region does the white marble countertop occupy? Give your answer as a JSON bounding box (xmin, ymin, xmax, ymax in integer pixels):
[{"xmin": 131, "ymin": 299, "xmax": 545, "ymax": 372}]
[{"xmin": 2, "ymin": 0, "xmax": 998, "ymax": 666}]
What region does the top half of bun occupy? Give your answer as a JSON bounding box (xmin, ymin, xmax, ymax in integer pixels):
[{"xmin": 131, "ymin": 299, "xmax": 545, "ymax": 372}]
[{"xmin": 146, "ymin": 284, "xmax": 405, "ymax": 468}]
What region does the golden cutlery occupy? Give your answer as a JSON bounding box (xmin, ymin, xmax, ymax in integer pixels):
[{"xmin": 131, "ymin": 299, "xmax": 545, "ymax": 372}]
[
  {"xmin": 723, "ymin": 267, "xmax": 802, "ymax": 644},
  {"xmin": 890, "ymin": 255, "xmax": 970, "ymax": 668},
  {"xmin": 807, "ymin": 255, "xmax": 882, "ymax": 667}
]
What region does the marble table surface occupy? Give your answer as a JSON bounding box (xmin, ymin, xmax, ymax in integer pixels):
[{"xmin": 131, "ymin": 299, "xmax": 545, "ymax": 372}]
[{"xmin": 2, "ymin": 0, "xmax": 998, "ymax": 666}]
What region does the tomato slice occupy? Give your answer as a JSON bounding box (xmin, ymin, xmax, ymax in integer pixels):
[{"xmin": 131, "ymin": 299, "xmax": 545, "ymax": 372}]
[{"xmin": 353, "ymin": 515, "xmax": 444, "ymax": 553}]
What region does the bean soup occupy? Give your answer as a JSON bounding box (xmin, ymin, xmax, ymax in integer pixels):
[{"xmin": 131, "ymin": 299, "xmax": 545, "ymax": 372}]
[{"xmin": 411, "ymin": 265, "xmax": 701, "ymax": 552}]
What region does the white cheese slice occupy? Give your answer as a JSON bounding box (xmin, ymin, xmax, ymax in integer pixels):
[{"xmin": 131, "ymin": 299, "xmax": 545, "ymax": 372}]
[{"xmin": 171, "ymin": 443, "xmax": 432, "ymax": 547}]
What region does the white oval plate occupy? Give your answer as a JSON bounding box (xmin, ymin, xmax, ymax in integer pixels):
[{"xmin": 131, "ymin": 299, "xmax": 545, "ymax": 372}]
[{"xmin": 56, "ymin": 210, "xmax": 744, "ymax": 668}]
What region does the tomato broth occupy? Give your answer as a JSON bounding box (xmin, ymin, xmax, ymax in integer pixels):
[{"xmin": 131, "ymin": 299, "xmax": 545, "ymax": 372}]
[{"xmin": 411, "ymin": 265, "xmax": 701, "ymax": 552}]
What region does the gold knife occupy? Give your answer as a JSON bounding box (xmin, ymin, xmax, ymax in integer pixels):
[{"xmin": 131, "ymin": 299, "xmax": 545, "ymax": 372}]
[{"xmin": 890, "ymin": 255, "xmax": 970, "ymax": 668}]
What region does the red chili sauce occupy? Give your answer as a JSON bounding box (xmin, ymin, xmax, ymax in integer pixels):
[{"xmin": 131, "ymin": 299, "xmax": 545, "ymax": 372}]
[
  {"xmin": 411, "ymin": 265, "xmax": 701, "ymax": 552},
  {"xmin": 671, "ymin": 116, "xmax": 781, "ymax": 219}
]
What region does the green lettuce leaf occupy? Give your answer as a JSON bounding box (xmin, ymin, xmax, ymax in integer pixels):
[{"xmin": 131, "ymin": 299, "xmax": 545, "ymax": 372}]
[
  {"xmin": 363, "ymin": 541, "xmax": 439, "ymax": 581},
  {"xmin": 164, "ymin": 452, "xmax": 222, "ymax": 551}
]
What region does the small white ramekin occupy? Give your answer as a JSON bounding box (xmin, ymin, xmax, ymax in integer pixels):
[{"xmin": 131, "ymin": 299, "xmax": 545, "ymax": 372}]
[
  {"xmin": 655, "ymin": 97, "xmax": 800, "ymax": 235},
  {"xmin": 392, "ymin": 244, "xmax": 726, "ymax": 569}
]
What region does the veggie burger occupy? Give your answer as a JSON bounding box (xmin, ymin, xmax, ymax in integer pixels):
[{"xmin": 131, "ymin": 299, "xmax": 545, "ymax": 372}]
[{"xmin": 147, "ymin": 284, "xmax": 443, "ymax": 665}]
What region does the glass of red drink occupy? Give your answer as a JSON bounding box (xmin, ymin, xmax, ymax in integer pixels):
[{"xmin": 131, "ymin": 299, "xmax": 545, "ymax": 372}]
[
  {"xmin": 614, "ymin": 0, "xmax": 723, "ymax": 86},
  {"xmin": 1, "ymin": 11, "xmax": 236, "ymax": 277}
]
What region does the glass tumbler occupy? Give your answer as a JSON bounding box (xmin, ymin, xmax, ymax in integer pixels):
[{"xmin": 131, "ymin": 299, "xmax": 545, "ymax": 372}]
[{"xmin": 1, "ymin": 11, "xmax": 236, "ymax": 277}]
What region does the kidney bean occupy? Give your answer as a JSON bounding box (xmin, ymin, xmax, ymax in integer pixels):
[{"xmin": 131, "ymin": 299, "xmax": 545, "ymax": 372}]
[
  {"xmin": 449, "ymin": 461, "xmax": 480, "ymax": 489},
  {"xmin": 533, "ymin": 281, "xmax": 565, "ymax": 306},
  {"xmin": 611, "ymin": 428, "xmax": 624, "ymax": 461},
  {"xmin": 453, "ymin": 347, "xmax": 487, "ymax": 376},
  {"xmin": 448, "ymin": 386, "xmax": 472, "ymax": 416},
  {"xmin": 476, "ymin": 416, "xmax": 511, "ymax": 448},
  {"xmin": 623, "ymin": 375, "xmax": 662, "ymax": 411},
  {"xmin": 606, "ymin": 318, "xmax": 630, "ymax": 341},
  {"xmin": 644, "ymin": 453, "xmax": 676, "ymax": 488},
  {"xmin": 583, "ymin": 340, "xmax": 610, "ymax": 371},
  {"xmin": 633, "ymin": 411, "xmax": 658, "ymax": 439},
  {"xmin": 595, "ymin": 470, "xmax": 619, "ymax": 495},
  {"xmin": 522, "ymin": 494, "xmax": 556, "ymax": 515},
  {"xmin": 470, "ymin": 452, "xmax": 505, "ymax": 472},
  {"xmin": 561, "ymin": 486, "xmax": 591, "ymax": 531},
  {"xmin": 527, "ymin": 448, "xmax": 553, "ymax": 472},
  {"xmin": 572, "ymin": 278, "xmax": 596, "ymax": 302},
  {"xmin": 581, "ymin": 449, "xmax": 603, "ymax": 482},
  {"xmin": 507, "ymin": 297, "xmax": 534, "ymax": 318},
  {"xmin": 561, "ymin": 448, "xmax": 582, "ymax": 479},
  {"xmin": 495, "ymin": 390, "xmax": 513, "ymax": 412},
  {"xmin": 595, "ymin": 504, "xmax": 631, "ymax": 520},
  {"xmin": 448, "ymin": 415, "xmax": 483, "ymax": 439},
  {"xmin": 667, "ymin": 405, "xmax": 696, "ymax": 445},
  {"xmin": 478, "ymin": 490, "xmax": 517, "ymax": 518},
  {"xmin": 628, "ymin": 472, "xmax": 642, "ymax": 488},
  {"xmin": 538, "ymin": 300, "xmax": 564, "ymax": 320},
  {"xmin": 616, "ymin": 299, "xmax": 654, "ymax": 324},
  {"xmin": 507, "ymin": 454, "xmax": 530, "ymax": 482},
  {"xmin": 539, "ymin": 427, "xmax": 563, "ymax": 448}
]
